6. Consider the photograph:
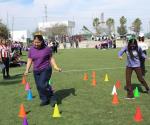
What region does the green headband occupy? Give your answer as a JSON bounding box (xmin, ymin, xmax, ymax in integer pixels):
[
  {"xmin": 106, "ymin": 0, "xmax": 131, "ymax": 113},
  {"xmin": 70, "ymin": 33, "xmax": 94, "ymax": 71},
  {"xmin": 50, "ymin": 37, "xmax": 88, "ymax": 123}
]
[{"xmin": 127, "ymin": 35, "xmax": 136, "ymax": 42}]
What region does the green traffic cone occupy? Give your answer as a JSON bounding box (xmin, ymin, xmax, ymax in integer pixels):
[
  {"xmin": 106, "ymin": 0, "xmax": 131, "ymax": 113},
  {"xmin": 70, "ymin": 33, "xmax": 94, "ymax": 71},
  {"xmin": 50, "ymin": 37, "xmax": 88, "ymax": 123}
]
[
  {"xmin": 134, "ymin": 87, "xmax": 140, "ymax": 97},
  {"xmin": 49, "ymin": 79, "xmax": 52, "ymax": 85}
]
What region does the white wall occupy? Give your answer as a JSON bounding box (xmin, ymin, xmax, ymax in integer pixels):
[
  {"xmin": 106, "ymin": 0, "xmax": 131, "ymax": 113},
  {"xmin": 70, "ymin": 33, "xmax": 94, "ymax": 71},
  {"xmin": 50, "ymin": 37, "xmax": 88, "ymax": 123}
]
[{"xmin": 10, "ymin": 30, "xmax": 29, "ymax": 43}]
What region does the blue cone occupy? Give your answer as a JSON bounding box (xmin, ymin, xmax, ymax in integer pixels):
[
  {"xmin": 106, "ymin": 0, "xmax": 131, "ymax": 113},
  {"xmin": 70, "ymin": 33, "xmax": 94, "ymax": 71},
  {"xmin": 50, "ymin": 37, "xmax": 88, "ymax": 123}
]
[{"xmin": 27, "ymin": 89, "xmax": 33, "ymax": 101}]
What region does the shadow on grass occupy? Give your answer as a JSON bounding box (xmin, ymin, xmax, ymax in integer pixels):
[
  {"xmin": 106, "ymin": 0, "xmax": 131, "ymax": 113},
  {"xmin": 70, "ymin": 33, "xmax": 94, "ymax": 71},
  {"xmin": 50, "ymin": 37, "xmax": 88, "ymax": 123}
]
[
  {"xmin": 124, "ymin": 83, "xmax": 147, "ymax": 93},
  {"xmin": 26, "ymin": 110, "xmax": 31, "ymax": 114},
  {"xmin": 54, "ymin": 88, "xmax": 76, "ymax": 105},
  {"xmin": 0, "ymin": 73, "xmax": 23, "ymax": 86}
]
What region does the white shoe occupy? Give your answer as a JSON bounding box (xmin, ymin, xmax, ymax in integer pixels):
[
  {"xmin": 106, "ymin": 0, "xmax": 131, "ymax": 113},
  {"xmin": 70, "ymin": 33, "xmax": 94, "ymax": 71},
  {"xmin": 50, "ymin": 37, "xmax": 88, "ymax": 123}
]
[{"xmin": 125, "ymin": 97, "xmax": 135, "ymax": 100}]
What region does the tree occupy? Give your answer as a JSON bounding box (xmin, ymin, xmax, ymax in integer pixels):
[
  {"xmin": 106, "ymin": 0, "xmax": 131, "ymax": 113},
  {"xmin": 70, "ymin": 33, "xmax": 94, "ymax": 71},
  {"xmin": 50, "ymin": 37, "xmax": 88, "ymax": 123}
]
[
  {"xmin": 93, "ymin": 17, "xmax": 100, "ymax": 35},
  {"xmin": 49, "ymin": 24, "xmax": 68, "ymax": 36},
  {"xmin": 32, "ymin": 28, "xmax": 44, "ymax": 36},
  {"xmin": 0, "ymin": 21, "xmax": 9, "ymax": 39},
  {"xmin": 120, "ymin": 16, "xmax": 127, "ymax": 26},
  {"xmin": 106, "ymin": 18, "xmax": 115, "ymax": 36},
  {"xmin": 117, "ymin": 16, "xmax": 127, "ymax": 37},
  {"xmin": 33, "ymin": 24, "xmax": 68, "ymax": 39},
  {"xmin": 132, "ymin": 18, "xmax": 142, "ymax": 35}
]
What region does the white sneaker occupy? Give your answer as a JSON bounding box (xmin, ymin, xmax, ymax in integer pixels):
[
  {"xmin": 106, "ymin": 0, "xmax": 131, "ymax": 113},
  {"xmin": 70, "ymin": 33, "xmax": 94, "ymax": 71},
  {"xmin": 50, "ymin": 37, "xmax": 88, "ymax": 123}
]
[{"xmin": 125, "ymin": 97, "xmax": 135, "ymax": 100}]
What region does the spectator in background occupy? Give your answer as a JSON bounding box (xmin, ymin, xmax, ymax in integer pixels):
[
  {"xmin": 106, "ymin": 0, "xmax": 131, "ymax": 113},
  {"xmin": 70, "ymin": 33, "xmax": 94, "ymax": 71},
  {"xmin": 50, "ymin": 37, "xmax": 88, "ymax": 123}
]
[
  {"xmin": 54, "ymin": 41, "xmax": 59, "ymax": 53},
  {"xmin": 113, "ymin": 39, "xmax": 116, "ymax": 48},
  {"xmin": 0, "ymin": 39, "xmax": 11, "ymax": 79},
  {"xmin": 138, "ymin": 33, "xmax": 148, "ymax": 76},
  {"xmin": 19, "ymin": 42, "xmax": 23, "ymax": 55},
  {"xmin": 75, "ymin": 38, "xmax": 79, "ymax": 48}
]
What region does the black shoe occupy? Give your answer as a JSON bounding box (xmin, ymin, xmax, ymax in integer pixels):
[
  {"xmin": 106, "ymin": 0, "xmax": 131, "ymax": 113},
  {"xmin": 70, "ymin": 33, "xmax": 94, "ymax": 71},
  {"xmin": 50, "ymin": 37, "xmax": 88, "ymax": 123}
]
[
  {"xmin": 6, "ymin": 75, "xmax": 11, "ymax": 79},
  {"xmin": 147, "ymin": 89, "xmax": 150, "ymax": 95},
  {"xmin": 40, "ymin": 101, "xmax": 49, "ymax": 106},
  {"xmin": 50, "ymin": 96, "xmax": 57, "ymax": 107},
  {"xmin": 125, "ymin": 91, "xmax": 135, "ymax": 99}
]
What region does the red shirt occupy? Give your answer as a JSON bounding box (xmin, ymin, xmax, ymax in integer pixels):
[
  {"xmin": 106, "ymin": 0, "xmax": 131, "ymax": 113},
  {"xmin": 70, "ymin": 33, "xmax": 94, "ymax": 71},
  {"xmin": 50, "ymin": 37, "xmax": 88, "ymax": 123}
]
[{"xmin": 0, "ymin": 45, "xmax": 11, "ymax": 58}]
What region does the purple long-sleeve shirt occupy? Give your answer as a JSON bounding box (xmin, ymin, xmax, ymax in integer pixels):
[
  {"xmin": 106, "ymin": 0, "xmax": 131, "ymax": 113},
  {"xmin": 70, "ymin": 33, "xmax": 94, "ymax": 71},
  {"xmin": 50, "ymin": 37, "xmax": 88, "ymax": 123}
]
[
  {"xmin": 28, "ymin": 46, "xmax": 52, "ymax": 71},
  {"xmin": 118, "ymin": 46, "xmax": 147, "ymax": 67}
]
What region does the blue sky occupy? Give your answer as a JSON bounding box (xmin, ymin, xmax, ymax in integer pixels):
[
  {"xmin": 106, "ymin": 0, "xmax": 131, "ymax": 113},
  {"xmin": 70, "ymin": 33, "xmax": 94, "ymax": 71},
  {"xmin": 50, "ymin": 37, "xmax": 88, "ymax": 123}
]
[
  {"xmin": 0, "ymin": 0, "xmax": 33, "ymax": 4},
  {"xmin": 0, "ymin": 0, "xmax": 150, "ymax": 34}
]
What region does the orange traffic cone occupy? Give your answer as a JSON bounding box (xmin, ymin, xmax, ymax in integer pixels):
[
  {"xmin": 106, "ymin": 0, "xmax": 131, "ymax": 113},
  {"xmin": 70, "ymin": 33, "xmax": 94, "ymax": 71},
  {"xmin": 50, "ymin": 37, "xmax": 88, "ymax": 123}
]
[
  {"xmin": 115, "ymin": 80, "xmax": 121, "ymax": 89},
  {"xmin": 83, "ymin": 73, "xmax": 88, "ymax": 81},
  {"xmin": 134, "ymin": 106, "xmax": 143, "ymax": 122},
  {"xmin": 18, "ymin": 104, "xmax": 26, "ymax": 118},
  {"xmin": 22, "ymin": 75, "xmax": 27, "ymax": 85},
  {"xmin": 92, "ymin": 79, "xmax": 96, "ymax": 87},
  {"xmin": 92, "ymin": 71, "xmax": 96, "ymax": 79},
  {"xmin": 112, "ymin": 93, "xmax": 119, "ymax": 105}
]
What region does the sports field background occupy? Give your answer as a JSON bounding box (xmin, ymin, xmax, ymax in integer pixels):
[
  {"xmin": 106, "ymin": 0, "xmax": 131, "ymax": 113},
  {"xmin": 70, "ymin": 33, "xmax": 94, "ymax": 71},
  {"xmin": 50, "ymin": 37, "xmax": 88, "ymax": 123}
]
[{"xmin": 0, "ymin": 48, "xmax": 150, "ymax": 125}]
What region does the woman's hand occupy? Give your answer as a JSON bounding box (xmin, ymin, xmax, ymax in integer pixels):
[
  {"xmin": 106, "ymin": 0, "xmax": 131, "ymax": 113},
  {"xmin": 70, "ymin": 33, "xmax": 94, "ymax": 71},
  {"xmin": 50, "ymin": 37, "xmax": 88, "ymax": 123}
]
[
  {"xmin": 54, "ymin": 66, "xmax": 62, "ymax": 72},
  {"xmin": 50, "ymin": 57, "xmax": 62, "ymax": 72},
  {"xmin": 24, "ymin": 70, "xmax": 29, "ymax": 76},
  {"xmin": 24, "ymin": 58, "xmax": 32, "ymax": 76},
  {"xmin": 119, "ymin": 56, "xmax": 123, "ymax": 60}
]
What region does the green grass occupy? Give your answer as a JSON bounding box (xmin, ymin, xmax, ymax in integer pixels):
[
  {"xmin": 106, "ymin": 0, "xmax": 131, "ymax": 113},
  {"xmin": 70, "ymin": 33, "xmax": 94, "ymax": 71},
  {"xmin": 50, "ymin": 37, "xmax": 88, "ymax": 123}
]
[{"xmin": 0, "ymin": 48, "xmax": 150, "ymax": 125}]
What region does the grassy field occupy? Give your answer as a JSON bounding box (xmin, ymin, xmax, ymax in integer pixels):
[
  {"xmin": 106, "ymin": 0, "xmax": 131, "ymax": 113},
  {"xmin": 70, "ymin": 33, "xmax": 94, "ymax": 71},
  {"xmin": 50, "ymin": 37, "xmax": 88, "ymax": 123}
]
[{"xmin": 0, "ymin": 48, "xmax": 150, "ymax": 125}]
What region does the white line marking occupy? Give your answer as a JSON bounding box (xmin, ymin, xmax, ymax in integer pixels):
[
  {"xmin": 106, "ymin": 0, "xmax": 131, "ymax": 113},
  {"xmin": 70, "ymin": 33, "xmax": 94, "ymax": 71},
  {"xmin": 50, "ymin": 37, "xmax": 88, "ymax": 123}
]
[{"xmin": 60, "ymin": 65, "xmax": 150, "ymax": 73}]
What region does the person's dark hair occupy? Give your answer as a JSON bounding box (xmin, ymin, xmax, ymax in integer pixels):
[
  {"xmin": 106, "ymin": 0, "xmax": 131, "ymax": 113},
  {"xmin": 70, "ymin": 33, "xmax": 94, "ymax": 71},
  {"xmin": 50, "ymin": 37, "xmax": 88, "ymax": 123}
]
[
  {"xmin": 33, "ymin": 35, "xmax": 46, "ymax": 48},
  {"xmin": 138, "ymin": 36, "xmax": 144, "ymax": 42},
  {"xmin": 128, "ymin": 39, "xmax": 142, "ymax": 60}
]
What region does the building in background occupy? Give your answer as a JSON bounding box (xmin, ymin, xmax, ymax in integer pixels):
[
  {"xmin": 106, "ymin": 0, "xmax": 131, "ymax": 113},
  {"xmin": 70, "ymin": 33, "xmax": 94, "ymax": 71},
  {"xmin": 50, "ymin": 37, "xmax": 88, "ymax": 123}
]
[
  {"xmin": 38, "ymin": 20, "xmax": 75, "ymax": 36},
  {"xmin": 10, "ymin": 30, "xmax": 30, "ymax": 43}
]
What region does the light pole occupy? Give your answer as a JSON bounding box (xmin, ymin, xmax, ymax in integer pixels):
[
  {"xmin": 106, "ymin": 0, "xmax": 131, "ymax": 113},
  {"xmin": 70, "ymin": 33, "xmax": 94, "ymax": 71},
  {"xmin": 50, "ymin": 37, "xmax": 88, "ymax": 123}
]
[{"xmin": 12, "ymin": 16, "xmax": 14, "ymax": 41}]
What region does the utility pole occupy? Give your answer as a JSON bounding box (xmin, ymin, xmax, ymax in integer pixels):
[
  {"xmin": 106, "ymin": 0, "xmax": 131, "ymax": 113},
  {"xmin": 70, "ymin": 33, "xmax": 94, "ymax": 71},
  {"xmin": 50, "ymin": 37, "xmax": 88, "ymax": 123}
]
[
  {"xmin": 149, "ymin": 20, "xmax": 150, "ymax": 33},
  {"xmin": 44, "ymin": 5, "xmax": 47, "ymax": 23},
  {"xmin": 100, "ymin": 12, "xmax": 105, "ymax": 24},
  {"xmin": 6, "ymin": 12, "xmax": 9, "ymax": 27},
  {"xmin": 6, "ymin": 12, "xmax": 9, "ymax": 39},
  {"xmin": 44, "ymin": 5, "xmax": 48, "ymax": 39},
  {"xmin": 12, "ymin": 16, "xmax": 14, "ymax": 41}
]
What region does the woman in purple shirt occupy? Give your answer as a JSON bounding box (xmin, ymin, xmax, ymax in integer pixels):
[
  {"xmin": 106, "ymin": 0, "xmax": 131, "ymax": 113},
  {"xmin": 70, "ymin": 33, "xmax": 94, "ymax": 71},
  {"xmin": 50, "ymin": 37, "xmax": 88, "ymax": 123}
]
[
  {"xmin": 118, "ymin": 38, "xmax": 150, "ymax": 99},
  {"xmin": 24, "ymin": 35, "xmax": 61, "ymax": 106}
]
